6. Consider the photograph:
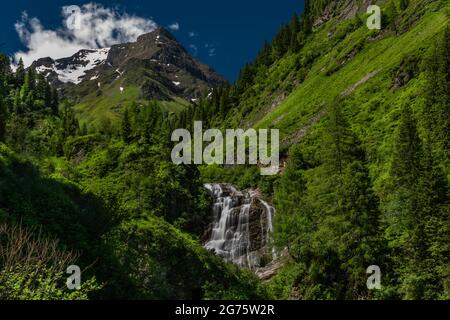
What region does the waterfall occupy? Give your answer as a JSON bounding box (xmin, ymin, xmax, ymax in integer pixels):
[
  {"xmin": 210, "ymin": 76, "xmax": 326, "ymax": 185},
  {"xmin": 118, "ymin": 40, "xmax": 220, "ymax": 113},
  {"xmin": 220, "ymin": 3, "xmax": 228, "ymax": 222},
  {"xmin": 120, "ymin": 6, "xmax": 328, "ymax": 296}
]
[
  {"xmin": 204, "ymin": 183, "xmax": 275, "ymax": 269},
  {"xmin": 259, "ymin": 199, "xmax": 276, "ymax": 258}
]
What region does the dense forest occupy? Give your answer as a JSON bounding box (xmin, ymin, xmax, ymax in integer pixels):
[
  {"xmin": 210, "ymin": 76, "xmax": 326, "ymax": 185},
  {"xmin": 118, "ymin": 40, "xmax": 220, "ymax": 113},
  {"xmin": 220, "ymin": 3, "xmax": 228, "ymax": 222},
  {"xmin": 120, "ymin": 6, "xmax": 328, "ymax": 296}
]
[
  {"xmin": 180, "ymin": 0, "xmax": 450, "ymax": 300},
  {"xmin": 1, "ymin": 0, "xmax": 449, "ymax": 300},
  {"xmin": 0, "ymin": 54, "xmax": 267, "ymax": 300}
]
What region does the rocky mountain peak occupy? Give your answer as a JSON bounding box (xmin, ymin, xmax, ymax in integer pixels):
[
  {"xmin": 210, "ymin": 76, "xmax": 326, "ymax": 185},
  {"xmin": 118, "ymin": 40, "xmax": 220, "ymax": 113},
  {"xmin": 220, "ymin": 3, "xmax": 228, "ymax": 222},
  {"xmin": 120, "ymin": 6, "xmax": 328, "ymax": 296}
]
[
  {"xmin": 31, "ymin": 27, "xmax": 225, "ymax": 101},
  {"xmin": 136, "ymin": 27, "xmax": 177, "ymax": 43}
]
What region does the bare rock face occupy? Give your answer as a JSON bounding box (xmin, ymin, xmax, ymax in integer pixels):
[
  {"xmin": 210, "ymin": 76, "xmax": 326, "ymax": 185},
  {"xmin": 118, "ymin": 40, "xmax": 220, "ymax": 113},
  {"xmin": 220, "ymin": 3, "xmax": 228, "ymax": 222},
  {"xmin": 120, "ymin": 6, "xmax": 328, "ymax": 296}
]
[
  {"xmin": 255, "ymin": 248, "xmax": 290, "ymax": 281},
  {"xmin": 203, "ymin": 184, "xmax": 275, "ymax": 269},
  {"xmin": 313, "ymin": 0, "xmax": 374, "ymax": 28}
]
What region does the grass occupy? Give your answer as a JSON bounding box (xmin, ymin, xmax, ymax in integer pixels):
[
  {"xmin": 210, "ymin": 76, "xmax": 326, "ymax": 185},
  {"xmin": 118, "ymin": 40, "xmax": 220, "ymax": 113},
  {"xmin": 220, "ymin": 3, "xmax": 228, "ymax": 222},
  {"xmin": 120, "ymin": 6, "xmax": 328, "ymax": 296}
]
[
  {"xmin": 204, "ymin": 0, "xmax": 449, "ymax": 192},
  {"xmin": 255, "ymin": 1, "xmax": 449, "ymax": 137},
  {"xmin": 73, "ymin": 80, "xmax": 190, "ymax": 129}
]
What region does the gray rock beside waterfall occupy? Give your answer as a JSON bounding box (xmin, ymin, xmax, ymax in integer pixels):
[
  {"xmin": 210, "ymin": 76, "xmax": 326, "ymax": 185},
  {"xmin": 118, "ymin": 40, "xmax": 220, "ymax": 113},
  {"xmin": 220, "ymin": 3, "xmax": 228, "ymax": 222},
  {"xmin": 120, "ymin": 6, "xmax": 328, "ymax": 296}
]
[{"xmin": 203, "ymin": 183, "xmax": 275, "ymax": 269}]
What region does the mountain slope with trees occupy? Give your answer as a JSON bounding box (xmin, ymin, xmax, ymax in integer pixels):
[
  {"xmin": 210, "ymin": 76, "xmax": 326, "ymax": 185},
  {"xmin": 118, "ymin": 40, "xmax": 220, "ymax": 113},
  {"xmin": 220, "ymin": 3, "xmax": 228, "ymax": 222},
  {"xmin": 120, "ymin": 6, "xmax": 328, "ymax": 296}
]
[
  {"xmin": 0, "ymin": 0, "xmax": 448, "ymax": 300},
  {"xmin": 0, "ymin": 50, "xmax": 264, "ymax": 299},
  {"xmin": 193, "ymin": 0, "xmax": 449, "ymax": 300}
]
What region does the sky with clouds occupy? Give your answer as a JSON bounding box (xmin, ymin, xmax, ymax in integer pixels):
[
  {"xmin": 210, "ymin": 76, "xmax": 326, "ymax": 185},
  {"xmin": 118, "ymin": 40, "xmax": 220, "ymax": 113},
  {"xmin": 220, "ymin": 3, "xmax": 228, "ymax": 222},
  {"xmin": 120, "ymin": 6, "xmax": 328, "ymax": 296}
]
[{"xmin": 0, "ymin": 0, "xmax": 305, "ymax": 81}]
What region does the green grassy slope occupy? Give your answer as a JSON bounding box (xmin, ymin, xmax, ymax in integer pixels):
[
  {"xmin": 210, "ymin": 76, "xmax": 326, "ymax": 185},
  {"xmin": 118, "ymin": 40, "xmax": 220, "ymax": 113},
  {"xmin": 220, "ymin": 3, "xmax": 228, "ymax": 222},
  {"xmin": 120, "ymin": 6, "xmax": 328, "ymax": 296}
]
[
  {"xmin": 220, "ymin": 0, "xmax": 448, "ymax": 181},
  {"xmin": 255, "ymin": 1, "xmax": 448, "ymax": 134},
  {"xmin": 72, "ymin": 80, "xmax": 190, "ymax": 130}
]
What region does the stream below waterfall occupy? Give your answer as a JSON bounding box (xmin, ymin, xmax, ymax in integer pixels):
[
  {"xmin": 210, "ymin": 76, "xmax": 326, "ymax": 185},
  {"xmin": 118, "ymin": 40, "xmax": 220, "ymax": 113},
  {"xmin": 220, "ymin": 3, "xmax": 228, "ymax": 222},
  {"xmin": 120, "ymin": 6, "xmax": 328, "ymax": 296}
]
[{"xmin": 204, "ymin": 183, "xmax": 275, "ymax": 269}]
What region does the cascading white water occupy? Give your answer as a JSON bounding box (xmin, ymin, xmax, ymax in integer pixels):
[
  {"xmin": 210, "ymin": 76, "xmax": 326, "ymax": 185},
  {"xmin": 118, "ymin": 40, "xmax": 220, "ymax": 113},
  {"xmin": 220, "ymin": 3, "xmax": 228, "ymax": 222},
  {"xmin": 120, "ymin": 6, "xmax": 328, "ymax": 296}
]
[
  {"xmin": 259, "ymin": 199, "xmax": 276, "ymax": 258},
  {"xmin": 204, "ymin": 183, "xmax": 275, "ymax": 269}
]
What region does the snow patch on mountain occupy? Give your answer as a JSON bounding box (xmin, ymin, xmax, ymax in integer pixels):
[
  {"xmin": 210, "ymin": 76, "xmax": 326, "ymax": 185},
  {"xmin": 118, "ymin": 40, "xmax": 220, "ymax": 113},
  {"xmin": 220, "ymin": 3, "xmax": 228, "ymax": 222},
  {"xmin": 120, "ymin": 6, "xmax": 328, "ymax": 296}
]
[
  {"xmin": 56, "ymin": 48, "xmax": 110, "ymax": 84},
  {"xmin": 36, "ymin": 48, "xmax": 110, "ymax": 85}
]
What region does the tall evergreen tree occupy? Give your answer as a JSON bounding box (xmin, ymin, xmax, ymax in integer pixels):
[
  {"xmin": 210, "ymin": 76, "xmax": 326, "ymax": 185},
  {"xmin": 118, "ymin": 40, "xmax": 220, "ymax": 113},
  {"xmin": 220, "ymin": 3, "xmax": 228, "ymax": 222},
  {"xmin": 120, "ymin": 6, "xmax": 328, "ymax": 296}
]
[
  {"xmin": 0, "ymin": 54, "xmax": 11, "ymax": 78},
  {"xmin": 411, "ymin": 141, "xmax": 450, "ymax": 299},
  {"xmin": 274, "ymin": 145, "xmax": 308, "ymax": 260},
  {"xmin": 423, "ymin": 27, "xmax": 450, "ymax": 158},
  {"xmin": 390, "ymin": 106, "xmax": 421, "ymax": 188},
  {"xmin": 51, "ymin": 87, "xmax": 59, "ymax": 115},
  {"xmin": 272, "ymin": 24, "xmax": 292, "ymax": 59},
  {"xmin": 387, "ymin": 105, "xmax": 446, "ymax": 299},
  {"xmin": 44, "ymin": 81, "xmax": 52, "ymax": 108},
  {"xmin": 12, "ymin": 88, "xmax": 22, "ymax": 113},
  {"xmin": 15, "ymin": 58, "xmax": 25, "ymax": 87},
  {"xmin": 0, "ymin": 96, "xmax": 6, "ymax": 141},
  {"xmin": 289, "ymin": 13, "xmax": 301, "ymax": 51},
  {"xmin": 386, "ymin": 1, "xmax": 399, "ymax": 33},
  {"xmin": 256, "ymin": 41, "xmax": 273, "ymax": 67},
  {"xmin": 324, "ymin": 102, "xmax": 363, "ymax": 175},
  {"xmin": 322, "ymin": 104, "xmax": 382, "ymax": 298},
  {"xmin": 121, "ymin": 107, "xmax": 132, "ymax": 143},
  {"xmin": 26, "ymin": 68, "xmax": 36, "ymax": 92},
  {"xmin": 275, "ymin": 103, "xmax": 384, "ymax": 299},
  {"xmin": 399, "ymin": 0, "xmax": 409, "ymax": 11},
  {"xmin": 60, "ymin": 103, "xmax": 79, "ymax": 138}
]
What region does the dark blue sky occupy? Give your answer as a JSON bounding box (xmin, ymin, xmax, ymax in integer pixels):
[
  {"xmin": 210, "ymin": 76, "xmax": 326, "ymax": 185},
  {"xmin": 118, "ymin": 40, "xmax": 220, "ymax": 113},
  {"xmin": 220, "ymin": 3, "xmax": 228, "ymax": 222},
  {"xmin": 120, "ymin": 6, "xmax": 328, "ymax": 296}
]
[{"xmin": 0, "ymin": 0, "xmax": 304, "ymax": 82}]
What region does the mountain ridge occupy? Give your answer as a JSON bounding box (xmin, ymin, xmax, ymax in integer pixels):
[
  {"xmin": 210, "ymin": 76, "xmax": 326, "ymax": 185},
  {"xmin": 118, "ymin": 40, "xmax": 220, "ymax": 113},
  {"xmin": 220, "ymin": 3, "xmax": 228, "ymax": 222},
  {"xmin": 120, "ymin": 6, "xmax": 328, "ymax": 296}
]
[
  {"xmin": 30, "ymin": 27, "xmax": 226, "ymax": 128},
  {"xmin": 32, "ymin": 27, "xmax": 224, "ymax": 96}
]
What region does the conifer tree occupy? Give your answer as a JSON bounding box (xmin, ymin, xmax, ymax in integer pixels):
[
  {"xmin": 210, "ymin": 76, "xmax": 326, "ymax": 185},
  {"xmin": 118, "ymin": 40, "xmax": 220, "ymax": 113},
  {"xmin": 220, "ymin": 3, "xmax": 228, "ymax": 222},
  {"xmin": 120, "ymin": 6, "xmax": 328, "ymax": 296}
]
[
  {"xmin": 272, "ymin": 24, "xmax": 292, "ymax": 58},
  {"xmin": 0, "ymin": 96, "xmax": 5, "ymax": 141},
  {"xmin": 289, "ymin": 13, "xmax": 301, "ymax": 51},
  {"xmin": 80, "ymin": 122, "xmax": 88, "ymax": 136},
  {"xmin": 324, "ymin": 102, "xmax": 362, "ymax": 175},
  {"xmin": 13, "ymin": 88, "xmax": 22, "ymax": 113},
  {"xmin": 20, "ymin": 73, "xmax": 30, "ymax": 101},
  {"xmin": 26, "ymin": 68, "xmax": 36, "ymax": 92},
  {"xmin": 423, "ymin": 27, "xmax": 450, "ymax": 156},
  {"xmin": 60, "ymin": 103, "xmax": 79, "ymax": 138},
  {"xmin": 323, "ymin": 104, "xmax": 382, "ymax": 298},
  {"xmin": 300, "ymin": 0, "xmax": 313, "ymax": 35},
  {"xmin": 399, "ymin": 0, "xmax": 409, "ymax": 11},
  {"xmin": 386, "ymin": 1, "xmax": 399, "ymax": 33},
  {"xmin": 0, "ymin": 70, "xmax": 8, "ymax": 99},
  {"xmin": 257, "ymin": 41, "xmax": 273, "ymax": 67},
  {"xmin": 51, "ymin": 87, "xmax": 59, "ymax": 115},
  {"xmin": 44, "ymin": 81, "xmax": 52, "ymax": 108},
  {"xmin": 0, "ymin": 54, "xmax": 11, "ymax": 79},
  {"xmin": 121, "ymin": 107, "xmax": 132, "ymax": 143},
  {"xmin": 273, "ymin": 145, "xmax": 308, "ymax": 260},
  {"xmin": 276, "ymin": 103, "xmax": 384, "ymax": 299},
  {"xmin": 15, "ymin": 58, "xmax": 25, "ymax": 87},
  {"xmin": 219, "ymin": 87, "xmax": 229, "ymax": 119},
  {"xmin": 36, "ymin": 73, "xmax": 47, "ymax": 101},
  {"xmin": 409, "ymin": 141, "xmax": 449, "ymax": 299},
  {"xmin": 388, "ymin": 106, "xmax": 439, "ymax": 299},
  {"xmin": 390, "ymin": 106, "xmax": 421, "ymax": 188}
]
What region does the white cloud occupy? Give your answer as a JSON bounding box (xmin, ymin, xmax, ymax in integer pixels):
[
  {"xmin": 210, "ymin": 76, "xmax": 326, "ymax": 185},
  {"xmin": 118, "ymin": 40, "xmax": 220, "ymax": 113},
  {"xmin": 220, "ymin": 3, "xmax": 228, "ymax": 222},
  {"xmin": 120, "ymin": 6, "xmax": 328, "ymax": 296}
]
[
  {"xmin": 14, "ymin": 3, "xmax": 158, "ymax": 67},
  {"xmin": 189, "ymin": 44, "xmax": 198, "ymax": 56},
  {"xmin": 168, "ymin": 22, "xmax": 180, "ymax": 31},
  {"xmin": 208, "ymin": 48, "xmax": 217, "ymax": 57},
  {"xmin": 204, "ymin": 44, "xmax": 217, "ymax": 57}
]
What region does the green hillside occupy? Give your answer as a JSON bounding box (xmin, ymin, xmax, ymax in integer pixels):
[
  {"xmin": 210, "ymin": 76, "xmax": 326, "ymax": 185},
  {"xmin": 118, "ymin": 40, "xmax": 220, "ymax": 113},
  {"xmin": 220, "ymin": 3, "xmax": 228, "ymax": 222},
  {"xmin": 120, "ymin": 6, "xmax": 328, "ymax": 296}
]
[
  {"xmin": 72, "ymin": 81, "xmax": 189, "ymax": 130},
  {"xmin": 190, "ymin": 0, "xmax": 450, "ymax": 299}
]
